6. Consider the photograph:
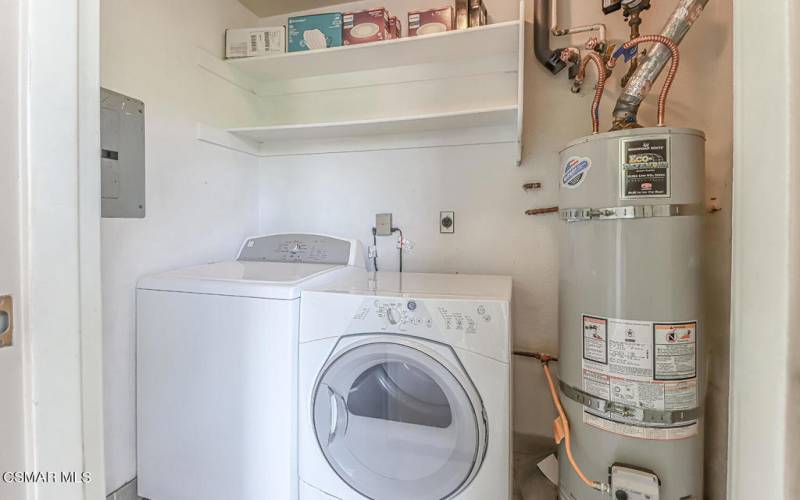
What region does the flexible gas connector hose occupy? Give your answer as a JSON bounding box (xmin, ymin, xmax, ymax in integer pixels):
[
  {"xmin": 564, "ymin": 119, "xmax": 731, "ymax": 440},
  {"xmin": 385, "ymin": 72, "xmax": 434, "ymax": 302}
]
[
  {"xmin": 541, "ymin": 363, "xmax": 607, "ymax": 492},
  {"xmin": 574, "ymin": 52, "xmax": 607, "ymax": 134},
  {"xmin": 611, "ymin": 35, "xmax": 680, "ymax": 127}
]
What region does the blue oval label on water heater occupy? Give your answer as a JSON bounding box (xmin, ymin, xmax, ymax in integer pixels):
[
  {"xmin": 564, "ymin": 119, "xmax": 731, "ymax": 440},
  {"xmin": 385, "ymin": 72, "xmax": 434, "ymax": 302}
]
[{"xmin": 562, "ymin": 156, "xmax": 592, "ymax": 189}]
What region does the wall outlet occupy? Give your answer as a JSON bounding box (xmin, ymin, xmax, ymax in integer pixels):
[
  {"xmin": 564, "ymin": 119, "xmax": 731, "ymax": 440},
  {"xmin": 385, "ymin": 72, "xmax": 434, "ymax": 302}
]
[
  {"xmin": 375, "ymin": 213, "xmax": 393, "ymax": 236},
  {"xmin": 440, "ymin": 211, "xmax": 455, "ymax": 233}
]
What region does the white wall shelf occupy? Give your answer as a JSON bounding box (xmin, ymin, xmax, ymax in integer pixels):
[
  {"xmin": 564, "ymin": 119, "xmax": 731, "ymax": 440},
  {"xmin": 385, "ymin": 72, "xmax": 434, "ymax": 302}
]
[
  {"xmin": 231, "ymin": 106, "xmax": 518, "ymax": 141},
  {"xmin": 226, "ymin": 21, "xmax": 521, "ymax": 82},
  {"xmin": 197, "ymin": 0, "xmax": 525, "ymax": 164},
  {"xmin": 197, "ymin": 106, "xmax": 520, "ymax": 157}
]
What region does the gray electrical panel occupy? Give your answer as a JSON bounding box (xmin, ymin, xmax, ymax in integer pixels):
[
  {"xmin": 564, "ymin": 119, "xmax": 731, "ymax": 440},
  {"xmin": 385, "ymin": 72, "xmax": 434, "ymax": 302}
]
[{"xmin": 101, "ymin": 88, "xmax": 145, "ymax": 218}]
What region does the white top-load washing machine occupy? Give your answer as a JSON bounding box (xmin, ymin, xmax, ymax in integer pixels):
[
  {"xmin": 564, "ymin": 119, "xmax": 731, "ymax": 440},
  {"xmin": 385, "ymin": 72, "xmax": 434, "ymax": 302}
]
[
  {"xmin": 137, "ymin": 234, "xmax": 365, "ymax": 500},
  {"xmin": 298, "ymin": 271, "xmax": 513, "ymax": 500}
]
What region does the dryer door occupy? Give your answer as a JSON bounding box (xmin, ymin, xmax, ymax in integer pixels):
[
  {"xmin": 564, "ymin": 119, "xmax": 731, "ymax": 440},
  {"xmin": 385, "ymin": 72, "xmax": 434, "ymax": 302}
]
[{"xmin": 312, "ymin": 337, "xmax": 486, "ymax": 500}]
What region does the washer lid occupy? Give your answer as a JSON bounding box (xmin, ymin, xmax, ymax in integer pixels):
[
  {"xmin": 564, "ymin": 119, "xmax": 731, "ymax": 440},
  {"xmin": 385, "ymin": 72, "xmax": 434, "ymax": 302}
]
[{"xmin": 137, "ymin": 261, "xmax": 344, "ymax": 299}]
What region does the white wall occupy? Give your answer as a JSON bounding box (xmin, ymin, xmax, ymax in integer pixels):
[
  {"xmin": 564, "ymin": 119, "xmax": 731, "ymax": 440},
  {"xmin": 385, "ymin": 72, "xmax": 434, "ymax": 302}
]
[
  {"xmin": 100, "ymin": 0, "xmax": 262, "ymax": 493},
  {"xmin": 728, "ymin": 1, "xmax": 798, "ymax": 499},
  {"xmin": 20, "ymin": 0, "xmax": 107, "ymax": 497},
  {"xmin": 0, "ymin": 1, "xmax": 26, "ymax": 498},
  {"xmin": 257, "ymin": 0, "xmax": 733, "ymax": 497},
  {"xmin": 789, "ymin": 5, "xmax": 800, "ymax": 496},
  {"xmin": 100, "ymin": 0, "xmax": 733, "ymax": 496}
]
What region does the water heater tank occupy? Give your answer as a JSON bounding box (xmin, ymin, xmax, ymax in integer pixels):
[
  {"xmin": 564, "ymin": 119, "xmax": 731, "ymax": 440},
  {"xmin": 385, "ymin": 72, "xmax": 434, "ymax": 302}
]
[{"xmin": 558, "ymin": 127, "xmax": 705, "ymax": 500}]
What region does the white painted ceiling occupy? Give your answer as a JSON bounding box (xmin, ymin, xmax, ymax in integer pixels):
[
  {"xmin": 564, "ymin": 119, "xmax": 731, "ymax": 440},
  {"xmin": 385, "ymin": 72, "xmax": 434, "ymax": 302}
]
[{"xmin": 239, "ymin": 0, "xmax": 351, "ymax": 17}]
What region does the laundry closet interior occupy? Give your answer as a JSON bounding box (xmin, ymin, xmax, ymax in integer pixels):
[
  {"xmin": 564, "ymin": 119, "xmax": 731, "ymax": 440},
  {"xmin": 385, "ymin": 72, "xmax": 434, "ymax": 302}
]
[{"xmin": 99, "ymin": 1, "xmax": 733, "ymax": 499}]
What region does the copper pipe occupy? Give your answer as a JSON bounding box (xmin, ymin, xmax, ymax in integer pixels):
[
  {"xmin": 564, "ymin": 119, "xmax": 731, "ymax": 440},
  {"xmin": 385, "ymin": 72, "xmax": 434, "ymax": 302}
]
[
  {"xmin": 574, "ymin": 52, "xmax": 607, "ymax": 134},
  {"xmin": 620, "ymin": 35, "xmax": 680, "ymax": 127},
  {"xmin": 513, "ymin": 350, "xmax": 559, "ymax": 363},
  {"xmin": 515, "ymin": 349, "xmax": 608, "ymax": 492},
  {"xmin": 559, "ymin": 47, "xmax": 581, "ymax": 65},
  {"xmin": 525, "ymin": 207, "xmax": 559, "ymax": 216},
  {"xmin": 522, "ymin": 182, "xmax": 543, "ymax": 191}
]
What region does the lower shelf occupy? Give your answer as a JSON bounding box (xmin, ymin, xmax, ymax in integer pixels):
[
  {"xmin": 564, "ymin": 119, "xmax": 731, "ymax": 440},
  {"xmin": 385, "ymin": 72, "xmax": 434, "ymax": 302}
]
[{"xmin": 197, "ymin": 106, "xmax": 522, "ymax": 161}]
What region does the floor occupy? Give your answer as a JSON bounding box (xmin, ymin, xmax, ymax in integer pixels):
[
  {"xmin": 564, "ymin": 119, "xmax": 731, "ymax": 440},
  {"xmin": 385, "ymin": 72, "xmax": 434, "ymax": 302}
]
[
  {"xmin": 110, "ymin": 433, "xmax": 558, "ymax": 500},
  {"xmin": 513, "ymin": 433, "xmax": 559, "ymax": 500},
  {"xmin": 106, "ymin": 479, "xmax": 139, "ymax": 500}
]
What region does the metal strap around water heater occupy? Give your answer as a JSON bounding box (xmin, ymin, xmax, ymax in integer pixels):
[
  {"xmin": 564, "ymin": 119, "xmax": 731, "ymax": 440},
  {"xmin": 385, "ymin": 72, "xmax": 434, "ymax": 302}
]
[
  {"xmin": 559, "ymin": 381, "xmax": 700, "ymax": 425},
  {"xmin": 559, "ymin": 203, "xmax": 704, "ymax": 222}
]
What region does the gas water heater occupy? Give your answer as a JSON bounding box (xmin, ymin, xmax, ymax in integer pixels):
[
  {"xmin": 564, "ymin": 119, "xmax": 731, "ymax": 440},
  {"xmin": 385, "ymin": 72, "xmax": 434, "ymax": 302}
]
[
  {"xmin": 558, "ymin": 128, "xmax": 705, "ymax": 500},
  {"xmin": 528, "ymin": 0, "xmax": 710, "ymax": 498}
]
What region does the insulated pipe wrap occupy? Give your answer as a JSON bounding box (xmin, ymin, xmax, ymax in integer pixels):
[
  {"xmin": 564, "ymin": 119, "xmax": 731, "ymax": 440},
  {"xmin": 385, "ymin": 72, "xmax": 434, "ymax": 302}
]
[{"xmin": 611, "ymin": 0, "xmax": 709, "ymax": 129}]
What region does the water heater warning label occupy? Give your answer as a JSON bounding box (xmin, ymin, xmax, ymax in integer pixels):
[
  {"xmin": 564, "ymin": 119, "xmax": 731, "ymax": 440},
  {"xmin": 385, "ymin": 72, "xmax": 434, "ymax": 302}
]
[
  {"xmin": 654, "ymin": 322, "xmax": 697, "ymax": 380},
  {"xmin": 620, "ymin": 137, "xmax": 670, "ymax": 199},
  {"xmin": 582, "ymin": 316, "xmax": 607, "ymax": 363},
  {"xmin": 581, "ymin": 314, "xmax": 698, "ymax": 438},
  {"xmin": 582, "ymin": 411, "xmax": 698, "ymax": 440}
]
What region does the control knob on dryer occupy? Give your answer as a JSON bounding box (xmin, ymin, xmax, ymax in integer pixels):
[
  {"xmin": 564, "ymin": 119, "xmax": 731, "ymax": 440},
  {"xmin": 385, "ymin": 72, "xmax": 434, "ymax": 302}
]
[{"xmin": 386, "ymin": 307, "xmax": 400, "ymax": 325}]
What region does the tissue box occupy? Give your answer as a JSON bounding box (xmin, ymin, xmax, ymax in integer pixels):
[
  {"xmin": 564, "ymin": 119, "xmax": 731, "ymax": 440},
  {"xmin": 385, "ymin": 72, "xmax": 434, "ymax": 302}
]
[
  {"xmin": 408, "ymin": 7, "xmax": 453, "ymax": 37},
  {"xmin": 343, "ymin": 8, "xmax": 389, "ymax": 45},
  {"xmin": 225, "ymin": 26, "xmax": 286, "ymax": 58},
  {"xmin": 288, "ymin": 13, "xmax": 343, "ymax": 52}
]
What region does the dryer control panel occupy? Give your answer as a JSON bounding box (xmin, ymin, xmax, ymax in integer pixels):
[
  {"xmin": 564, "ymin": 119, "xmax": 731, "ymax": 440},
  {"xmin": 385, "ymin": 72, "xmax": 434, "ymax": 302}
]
[
  {"xmin": 238, "ymin": 234, "xmax": 354, "ymax": 264},
  {"xmin": 344, "ymin": 297, "xmax": 510, "ymax": 362},
  {"xmin": 351, "ymin": 298, "xmax": 498, "ymax": 334}
]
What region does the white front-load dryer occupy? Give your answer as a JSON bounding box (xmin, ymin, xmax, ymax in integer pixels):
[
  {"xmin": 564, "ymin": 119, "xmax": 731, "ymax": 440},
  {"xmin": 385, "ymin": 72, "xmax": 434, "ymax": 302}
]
[
  {"xmin": 298, "ymin": 271, "xmax": 513, "ymax": 500},
  {"xmin": 136, "ymin": 234, "xmax": 364, "ymax": 500}
]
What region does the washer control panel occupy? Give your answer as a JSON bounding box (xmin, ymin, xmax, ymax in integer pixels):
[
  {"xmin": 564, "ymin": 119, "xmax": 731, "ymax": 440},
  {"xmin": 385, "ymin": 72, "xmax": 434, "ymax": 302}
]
[{"xmin": 238, "ymin": 234, "xmax": 353, "ymax": 264}]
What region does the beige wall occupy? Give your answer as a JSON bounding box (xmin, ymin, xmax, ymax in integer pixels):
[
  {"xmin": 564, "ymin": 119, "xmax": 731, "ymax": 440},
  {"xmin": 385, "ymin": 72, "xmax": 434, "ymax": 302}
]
[
  {"xmin": 256, "ymin": 1, "xmax": 733, "ymax": 497},
  {"xmin": 100, "ymin": 0, "xmax": 262, "ymax": 493}
]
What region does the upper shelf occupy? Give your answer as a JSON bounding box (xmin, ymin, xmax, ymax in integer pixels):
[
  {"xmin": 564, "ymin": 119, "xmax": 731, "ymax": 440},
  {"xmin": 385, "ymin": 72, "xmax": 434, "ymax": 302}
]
[
  {"xmin": 197, "ymin": 1, "xmax": 525, "ymax": 164},
  {"xmin": 228, "ymin": 105, "xmax": 519, "ymax": 142},
  {"xmin": 226, "ymin": 20, "xmax": 521, "ymax": 82}
]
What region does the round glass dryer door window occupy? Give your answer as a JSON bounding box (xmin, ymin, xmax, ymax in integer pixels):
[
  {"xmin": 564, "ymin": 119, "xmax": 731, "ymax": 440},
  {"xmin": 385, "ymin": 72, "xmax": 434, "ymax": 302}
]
[{"xmin": 312, "ymin": 340, "xmax": 486, "ymax": 500}]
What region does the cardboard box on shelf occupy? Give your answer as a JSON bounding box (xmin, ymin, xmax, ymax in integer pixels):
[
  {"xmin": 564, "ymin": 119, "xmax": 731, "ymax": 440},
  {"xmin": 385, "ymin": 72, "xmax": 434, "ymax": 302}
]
[
  {"xmin": 343, "ymin": 8, "xmax": 389, "ymax": 45},
  {"xmin": 408, "ymin": 7, "xmax": 454, "ymax": 37},
  {"xmin": 469, "ymin": 0, "xmax": 488, "ymax": 27},
  {"xmin": 388, "ymin": 16, "xmax": 402, "ymax": 39},
  {"xmin": 455, "ymin": 0, "xmax": 469, "ymax": 29},
  {"xmin": 288, "ymin": 13, "xmax": 343, "ymax": 52},
  {"xmin": 225, "ymin": 26, "xmax": 286, "ymax": 58}
]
